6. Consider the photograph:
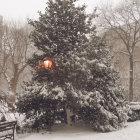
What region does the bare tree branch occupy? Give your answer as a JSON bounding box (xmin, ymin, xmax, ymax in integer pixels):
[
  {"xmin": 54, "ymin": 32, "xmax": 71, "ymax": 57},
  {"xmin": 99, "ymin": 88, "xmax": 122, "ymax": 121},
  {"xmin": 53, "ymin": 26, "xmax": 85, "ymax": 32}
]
[{"xmin": 98, "ymin": 0, "xmax": 140, "ymax": 101}]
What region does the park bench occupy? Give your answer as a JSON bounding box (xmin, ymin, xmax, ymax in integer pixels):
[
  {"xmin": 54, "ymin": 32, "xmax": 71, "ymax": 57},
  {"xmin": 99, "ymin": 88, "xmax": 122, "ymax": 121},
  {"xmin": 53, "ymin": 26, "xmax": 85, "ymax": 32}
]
[{"xmin": 0, "ymin": 121, "xmax": 17, "ymax": 140}]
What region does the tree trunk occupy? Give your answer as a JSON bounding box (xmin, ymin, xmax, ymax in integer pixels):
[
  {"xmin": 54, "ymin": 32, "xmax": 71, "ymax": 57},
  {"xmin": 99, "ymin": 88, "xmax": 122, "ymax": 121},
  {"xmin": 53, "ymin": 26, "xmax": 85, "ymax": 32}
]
[
  {"xmin": 9, "ymin": 64, "xmax": 19, "ymax": 102},
  {"xmin": 65, "ymin": 105, "xmax": 72, "ymax": 126},
  {"xmin": 9, "ymin": 63, "xmax": 27, "ymax": 102},
  {"xmin": 0, "ymin": 16, "xmax": 3, "ymax": 79},
  {"xmin": 0, "ymin": 16, "xmax": 3, "ymax": 49},
  {"xmin": 10, "ymin": 76, "xmax": 18, "ymax": 102},
  {"xmin": 129, "ymin": 56, "xmax": 133, "ymax": 102},
  {"xmin": 10, "ymin": 76, "xmax": 18, "ymax": 92}
]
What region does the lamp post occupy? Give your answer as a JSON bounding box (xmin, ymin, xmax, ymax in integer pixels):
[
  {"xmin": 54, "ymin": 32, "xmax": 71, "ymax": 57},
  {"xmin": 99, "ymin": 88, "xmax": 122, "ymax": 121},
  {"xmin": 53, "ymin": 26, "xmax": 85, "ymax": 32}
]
[{"xmin": 33, "ymin": 59, "xmax": 53, "ymax": 70}]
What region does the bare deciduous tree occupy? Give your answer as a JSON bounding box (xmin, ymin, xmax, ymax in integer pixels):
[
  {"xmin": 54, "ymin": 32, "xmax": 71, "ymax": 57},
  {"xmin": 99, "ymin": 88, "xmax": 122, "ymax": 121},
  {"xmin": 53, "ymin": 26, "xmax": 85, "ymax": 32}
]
[
  {"xmin": 0, "ymin": 20, "xmax": 33, "ymax": 102},
  {"xmin": 99, "ymin": 0, "xmax": 140, "ymax": 101}
]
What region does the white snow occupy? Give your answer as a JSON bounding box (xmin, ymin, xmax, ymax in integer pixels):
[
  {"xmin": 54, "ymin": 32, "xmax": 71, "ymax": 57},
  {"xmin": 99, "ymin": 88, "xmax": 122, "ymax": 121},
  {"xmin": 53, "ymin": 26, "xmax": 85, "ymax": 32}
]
[
  {"xmin": 17, "ymin": 121, "xmax": 140, "ymax": 140},
  {"xmin": 87, "ymin": 59, "xmax": 97, "ymax": 64},
  {"xmin": 98, "ymin": 63, "xmax": 106, "ymax": 68},
  {"xmin": 129, "ymin": 102, "xmax": 140, "ymax": 110},
  {"xmin": 52, "ymin": 86, "xmax": 65, "ymax": 100}
]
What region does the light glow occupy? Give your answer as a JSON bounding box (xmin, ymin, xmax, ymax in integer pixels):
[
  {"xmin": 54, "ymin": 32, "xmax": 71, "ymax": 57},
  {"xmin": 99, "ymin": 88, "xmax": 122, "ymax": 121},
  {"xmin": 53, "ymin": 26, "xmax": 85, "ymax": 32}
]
[{"xmin": 43, "ymin": 59, "xmax": 52, "ymax": 68}]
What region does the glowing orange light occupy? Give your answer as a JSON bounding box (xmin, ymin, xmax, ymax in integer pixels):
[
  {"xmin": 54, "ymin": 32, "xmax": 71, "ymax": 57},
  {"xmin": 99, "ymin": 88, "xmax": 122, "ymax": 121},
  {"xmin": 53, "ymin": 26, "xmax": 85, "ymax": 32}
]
[{"xmin": 43, "ymin": 59, "xmax": 52, "ymax": 68}]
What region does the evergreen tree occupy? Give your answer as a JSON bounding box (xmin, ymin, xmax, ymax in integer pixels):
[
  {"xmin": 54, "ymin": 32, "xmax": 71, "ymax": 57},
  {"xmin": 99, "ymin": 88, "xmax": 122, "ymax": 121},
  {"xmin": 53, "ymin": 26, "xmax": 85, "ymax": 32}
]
[{"xmin": 16, "ymin": 0, "xmax": 127, "ymax": 132}]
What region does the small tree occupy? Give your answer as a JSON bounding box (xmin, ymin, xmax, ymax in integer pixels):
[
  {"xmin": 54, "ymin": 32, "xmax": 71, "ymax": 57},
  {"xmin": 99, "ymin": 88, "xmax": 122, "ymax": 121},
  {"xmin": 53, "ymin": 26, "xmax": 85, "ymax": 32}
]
[{"xmin": 16, "ymin": 0, "xmax": 126, "ymax": 132}]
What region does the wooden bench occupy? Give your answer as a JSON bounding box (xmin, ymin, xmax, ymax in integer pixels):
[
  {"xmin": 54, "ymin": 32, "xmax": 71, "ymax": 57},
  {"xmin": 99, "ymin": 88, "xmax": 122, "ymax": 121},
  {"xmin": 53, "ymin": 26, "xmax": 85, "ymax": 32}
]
[{"xmin": 0, "ymin": 121, "xmax": 17, "ymax": 140}]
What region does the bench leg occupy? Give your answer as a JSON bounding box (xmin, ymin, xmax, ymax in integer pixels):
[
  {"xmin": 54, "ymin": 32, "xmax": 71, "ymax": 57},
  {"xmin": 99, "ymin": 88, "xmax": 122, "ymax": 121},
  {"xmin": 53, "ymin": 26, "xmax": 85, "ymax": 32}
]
[{"xmin": 13, "ymin": 128, "xmax": 15, "ymax": 140}]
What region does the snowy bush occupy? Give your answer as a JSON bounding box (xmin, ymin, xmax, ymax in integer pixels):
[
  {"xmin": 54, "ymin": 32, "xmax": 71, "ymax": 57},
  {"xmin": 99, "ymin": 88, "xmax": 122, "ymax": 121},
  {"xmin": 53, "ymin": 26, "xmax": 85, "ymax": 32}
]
[
  {"xmin": 0, "ymin": 90, "xmax": 17, "ymax": 121},
  {"xmin": 127, "ymin": 102, "xmax": 140, "ymax": 122},
  {"xmin": 16, "ymin": 83, "xmax": 66, "ymax": 132}
]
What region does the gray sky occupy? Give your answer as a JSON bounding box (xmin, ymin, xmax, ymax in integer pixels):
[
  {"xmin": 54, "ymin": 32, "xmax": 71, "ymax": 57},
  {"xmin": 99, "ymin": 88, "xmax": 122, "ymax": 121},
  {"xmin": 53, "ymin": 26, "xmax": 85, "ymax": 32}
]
[{"xmin": 0, "ymin": 0, "xmax": 122, "ymax": 21}]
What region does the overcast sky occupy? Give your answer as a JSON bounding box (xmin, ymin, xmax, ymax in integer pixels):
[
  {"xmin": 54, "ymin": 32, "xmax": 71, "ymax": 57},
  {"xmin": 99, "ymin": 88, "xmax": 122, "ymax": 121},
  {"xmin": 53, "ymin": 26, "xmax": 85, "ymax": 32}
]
[{"xmin": 0, "ymin": 0, "xmax": 122, "ymax": 21}]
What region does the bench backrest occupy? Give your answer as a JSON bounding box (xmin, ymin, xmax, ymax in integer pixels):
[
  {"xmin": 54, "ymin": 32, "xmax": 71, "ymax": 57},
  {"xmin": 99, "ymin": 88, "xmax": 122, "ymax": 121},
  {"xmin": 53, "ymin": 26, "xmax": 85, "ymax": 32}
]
[{"xmin": 0, "ymin": 121, "xmax": 17, "ymax": 132}]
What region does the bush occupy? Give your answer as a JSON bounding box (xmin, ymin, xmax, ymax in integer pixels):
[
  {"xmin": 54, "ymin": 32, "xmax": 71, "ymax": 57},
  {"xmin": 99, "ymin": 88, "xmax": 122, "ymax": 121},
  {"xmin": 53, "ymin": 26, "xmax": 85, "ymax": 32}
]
[{"xmin": 127, "ymin": 102, "xmax": 140, "ymax": 122}]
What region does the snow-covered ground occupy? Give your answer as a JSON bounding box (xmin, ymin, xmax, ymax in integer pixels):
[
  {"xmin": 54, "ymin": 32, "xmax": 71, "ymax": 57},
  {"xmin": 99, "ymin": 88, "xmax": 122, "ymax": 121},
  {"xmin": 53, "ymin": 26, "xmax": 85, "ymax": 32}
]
[{"xmin": 17, "ymin": 121, "xmax": 140, "ymax": 140}]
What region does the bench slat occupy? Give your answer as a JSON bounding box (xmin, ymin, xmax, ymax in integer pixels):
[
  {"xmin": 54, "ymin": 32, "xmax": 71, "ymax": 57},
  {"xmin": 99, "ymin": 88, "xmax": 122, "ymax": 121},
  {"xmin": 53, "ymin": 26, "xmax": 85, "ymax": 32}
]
[
  {"xmin": 0, "ymin": 121, "xmax": 16, "ymax": 126},
  {"xmin": 0, "ymin": 125, "xmax": 15, "ymax": 129},
  {"xmin": 0, "ymin": 127, "xmax": 14, "ymax": 132},
  {"xmin": 0, "ymin": 133, "xmax": 13, "ymax": 138}
]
